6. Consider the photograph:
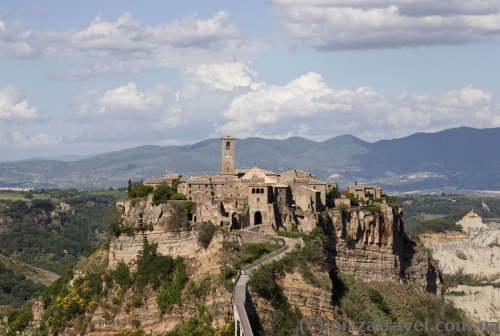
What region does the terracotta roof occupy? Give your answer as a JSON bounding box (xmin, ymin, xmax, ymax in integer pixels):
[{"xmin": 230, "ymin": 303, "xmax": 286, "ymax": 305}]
[
  {"xmin": 309, "ymin": 180, "xmax": 326, "ymax": 185},
  {"xmin": 296, "ymin": 185, "xmax": 319, "ymax": 193},
  {"xmin": 163, "ymin": 173, "xmax": 181, "ymax": 179},
  {"xmin": 186, "ymin": 177, "xmax": 211, "ymax": 184},
  {"xmin": 145, "ymin": 177, "xmax": 163, "ymax": 184}
]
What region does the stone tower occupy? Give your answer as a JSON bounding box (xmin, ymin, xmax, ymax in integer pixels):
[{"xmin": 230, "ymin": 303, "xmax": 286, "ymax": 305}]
[{"xmin": 221, "ymin": 135, "xmax": 235, "ymax": 175}]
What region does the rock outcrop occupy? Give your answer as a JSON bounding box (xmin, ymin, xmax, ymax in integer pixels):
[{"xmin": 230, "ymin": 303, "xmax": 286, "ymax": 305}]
[
  {"xmin": 323, "ymin": 205, "xmax": 440, "ymax": 292},
  {"xmin": 421, "ymin": 211, "xmax": 500, "ymax": 322},
  {"xmin": 446, "ymin": 285, "xmax": 500, "ymax": 322}
]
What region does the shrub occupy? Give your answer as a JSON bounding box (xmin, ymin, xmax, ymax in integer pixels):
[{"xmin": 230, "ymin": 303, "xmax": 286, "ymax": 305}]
[
  {"xmin": 233, "ymin": 242, "xmax": 282, "ymax": 269},
  {"xmin": 344, "ymin": 234, "xmax": 355, "ymax": 248},
  {"xmin": 129, "ymin": 184, "xmax": 153, "ymax": 199},
  {"xmin": 346, "ymin": 193, "xmax": 359, "ymax": 206},
  {"xmin": 135, "ymin": 237, "xmax": 175, "ymax": 291},
  {"xmin": 103, "ymin": 208, "xmax": 123, "ymax": 237},
  {"xmin": 112, "ymin": 261, "xmax": 132, "ymax": 289},
  {"xmin": 152, "ymin": 183, "xmax": 175, "ymax": 205},
  {"xmin": 198, "ymin": 221, "xmax": 218, "ymax": 249},
  {"xmin": 157, "ymin": 259, "xmax": 188, "ymax": 314},
  {"xmin": 131, "ymin": 318, "xmax": 141, "ymax": 328},
  {"xmin": 326, "ymin": 186, "xmax": 341, "ymax": 199},
  {"xmin": 363, "ymin": 205, "xmax": 381, "ymax": 212},
  {"xmin": 170, "ymin": 193, "xmax": 186, "ymax": 200},
  {"xmin": 167, "ymin": 202, "xmax": 192, "ymax": 231}
]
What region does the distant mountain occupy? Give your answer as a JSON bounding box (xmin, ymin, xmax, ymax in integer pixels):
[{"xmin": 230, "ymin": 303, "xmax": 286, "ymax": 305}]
[
  {"xmin": 1, "ymin": 153, "xmax": 101, "ymax": 163},
  {"xmin": 1, "ymin": 127, "xmax": 499, "ymax": 192}
]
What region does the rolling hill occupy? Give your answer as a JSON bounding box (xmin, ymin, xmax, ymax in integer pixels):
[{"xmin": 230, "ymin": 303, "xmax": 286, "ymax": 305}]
[{"xmin": 1, "ymin": 127, "xmax": 500, "ymax": 192}]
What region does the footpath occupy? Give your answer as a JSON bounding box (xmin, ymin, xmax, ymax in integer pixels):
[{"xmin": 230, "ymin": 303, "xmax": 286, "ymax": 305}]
[{"xmin": 233, "ymin": 236, "xmax": 304, "ymax": 336}]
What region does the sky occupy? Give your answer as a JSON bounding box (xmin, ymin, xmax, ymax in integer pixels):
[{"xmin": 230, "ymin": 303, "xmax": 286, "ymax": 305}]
[{"xmin": 1, "ymin": 0, "xmax": 500, "ymax": 160}]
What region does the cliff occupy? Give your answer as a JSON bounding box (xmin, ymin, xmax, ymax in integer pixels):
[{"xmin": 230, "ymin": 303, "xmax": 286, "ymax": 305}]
[
  {"xmin": 420, "ymin": 211, "xmax": 500, "ymax": 322},
  {"xmin": 323, "ymin": 205, "xmax": 440, "ymax": 292},
  {"xmin": 26, "ymin": 201, "xmax": 447, "ymax": 335}
]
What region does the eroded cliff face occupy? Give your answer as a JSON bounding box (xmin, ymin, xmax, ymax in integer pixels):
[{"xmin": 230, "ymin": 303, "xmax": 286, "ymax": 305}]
[
  {"xmin": 52, "ymin": 199, "xmax": 243, "ymax": 335},
  {"xmin": 322, "ymin": 205, "xmax": 440, "ymax": 292},
  {"xmin": 420, "ymin": 212, "xmax": 500, "ymax": 322},
  {"xmin": 446, "ymin": 285, "xmax": 500, "ymax": 322}
]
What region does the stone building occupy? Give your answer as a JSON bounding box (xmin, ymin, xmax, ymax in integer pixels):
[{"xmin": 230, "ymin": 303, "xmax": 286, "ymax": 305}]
[
  {"xmin": 168, "ymin": 135, "xmax": 335, "ymax": 232},
  {"xmin": 142, "ymin": 135, "xmax": 385, "ymax": 232},
  {"xmin": 347, "ymin": 185, "xmax": 384, "ymax": 201},
  {"xmin": 145, "ymin": 173, "xmax": 182, "ymax": 188}
]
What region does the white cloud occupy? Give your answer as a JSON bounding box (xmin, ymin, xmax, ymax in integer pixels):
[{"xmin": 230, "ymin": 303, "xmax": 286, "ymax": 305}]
[
  {"xmin": 51, "ymin": 62, "xmax": 146, "ymax": 81},
  {"xmin": 0, "ymin": 86, "xmax": 37, "ymax": 120},
  {"xmin": 273, "ymin": 0, "xmax": 500, "ymax": 50},
  {"xmin": 217, "ymin": 72, "xmax": 500, "ymax": 139},
  {"xmin": 0, "ymin": 12, "xmax": 264, "ymax": 75},
  {"xmin": 11, "ymin": 131, "xmax": 58, "ymax": 147},
  {"xmin": 0, "ymin": 130, "xmax": 59, "ymax": 148},
  {"xmin": 68, "ymin": 64, "xmax": 500, "ymax": 144},
  {"xmin": 185, "ymin": 62, "xmax": 263, "ymax": 91}
]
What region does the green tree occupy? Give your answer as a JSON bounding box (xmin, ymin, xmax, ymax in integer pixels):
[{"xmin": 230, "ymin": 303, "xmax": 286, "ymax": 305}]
[
  {"xmin": 152, "ymin": 183, "xmax": 174, "ymax": 205},
  {"xmin": 128, "ymin": 179, "xmax": 132, "ymax": 197},
  {"xmin": 326, "ymin": 186, "xmax": 341, "ymax": 199},
  {"xmin": 103, "ymin": 208, "xmax": 123, "ymax": 237},
  {"xmin": 129, "ymin": 183, "xmax": 153, "ymax": 199}
]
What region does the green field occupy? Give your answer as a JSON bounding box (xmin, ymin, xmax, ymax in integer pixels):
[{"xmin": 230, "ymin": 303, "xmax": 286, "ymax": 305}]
[{"xmin": 0, "ymin": 189, "xmax": 127, "ymax": 209}]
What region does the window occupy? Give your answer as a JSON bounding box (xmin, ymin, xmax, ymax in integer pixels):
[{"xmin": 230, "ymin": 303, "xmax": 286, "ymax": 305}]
[
  {"xmin": 260, "ymin": 188, "xmax": 264, "ymax": 193},
  {"xmin": 313, "ymin": 186, "xmax": 316, "ymax": 189},
  {"xmin": 279, "ymin": 197, "xmax": 282, "ymax": 201},
  {"xmin": 226, "ymin": 141, "xmax": 230, "ymax": 150},
  {"xmin": 227, "ymin": 167, "xmax": 229, "ymax": 172},
  {"xmin": 257, "ymin": 198, "xmax": 260, "ymax": 202},
  {"xmin": 188, "ymin": 184, "xmax": 192, "ymax": 187},
  {"xmin": 189, "ymin": 191, "xmax": 191, "ymax": 194},
  {"xmin": 252, "ymin": 188, "xmax": 255, "ymax": 194}
]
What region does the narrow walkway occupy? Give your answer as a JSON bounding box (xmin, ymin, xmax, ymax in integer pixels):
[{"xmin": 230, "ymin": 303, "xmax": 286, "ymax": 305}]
[{"xmin": 233, "ymin": 237, "xmax": 303, "ymax": 336}]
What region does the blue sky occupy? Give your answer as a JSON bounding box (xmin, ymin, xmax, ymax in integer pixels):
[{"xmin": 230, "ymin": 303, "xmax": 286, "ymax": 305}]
[{"xmin": 1, "ymin": 0, "xmax": 499, "ymax": 160}]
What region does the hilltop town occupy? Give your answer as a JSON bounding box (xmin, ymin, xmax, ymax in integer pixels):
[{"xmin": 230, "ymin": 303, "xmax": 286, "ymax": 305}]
[
  {"xmin": 143, "ymin": 135, "xmax": 387, "ymax": 233},
  {"xmin": 4, "ymin": 135, "xmax": 454, "ymax": 336}
]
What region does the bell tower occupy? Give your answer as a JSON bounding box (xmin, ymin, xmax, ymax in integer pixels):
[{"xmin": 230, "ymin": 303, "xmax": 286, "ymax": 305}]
[{"xmin": 221, "ymin": 135, "xmax": 235, "ymax": 175}]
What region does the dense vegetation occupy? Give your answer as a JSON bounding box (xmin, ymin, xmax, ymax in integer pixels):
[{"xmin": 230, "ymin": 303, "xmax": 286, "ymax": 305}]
[
  {"xmin": 197, "ymin": 221, "xmax": 218, "ymax": 249},
  {"xmin": 331, "ymin": 273, "xmax": 472, "ymax": 336},
  {"xmin": 249, "ymin": 227, "xmax": 471, "ymax": 336},
  {"xmin": 408, "ymin": 213, "xmax": 465, "ymax": 235},
  {"xmin": 401, "ymin": 194, "xmax": 500, "ymax": 229},
  {"xmin": 0, "ymin": 191, "xmax": 119, "ymax": 275},
  {"xmin": 128, "ymin": 182, "xmax": 185, "ymax": 205},
  {"xmin": 0, "ymin": 262, "xmax": 45, "ymax": 308},
  {"xmin": 6, "ymin": 237, "xmax": 188, "ymax": 335},
  {"xmin": 248, "ymin": 228, "xmax": 328, "ymax": 335}
]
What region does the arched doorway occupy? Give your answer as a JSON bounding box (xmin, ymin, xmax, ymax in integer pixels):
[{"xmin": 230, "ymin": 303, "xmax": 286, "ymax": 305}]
[
  {"xmin": 254, "ymin": 211, "xmax": 262, "ymax": 225},
  {"xmin": 232, "ymin": 213, "xmax": 240, "ymax": 230}
]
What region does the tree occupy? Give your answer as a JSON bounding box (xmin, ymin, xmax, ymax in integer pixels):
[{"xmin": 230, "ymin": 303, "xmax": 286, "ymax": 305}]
[
  {"xmin": 326, "ymin": 186, "xmax": 341, "ymax": 199},
  {"xmin": 103, "ymin": 208, "xmax": 122, "ymax": 237},
  {"xmin": 129, "ymin": 184, "xmax": 153, "ymax": 199},
  {"xmin": 127, "ymin": 179, "xmax": 132, "ymax": 197},
  {"xmin": 152, "ymin": 183, "xmax": 174, "ymax": 205}
]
